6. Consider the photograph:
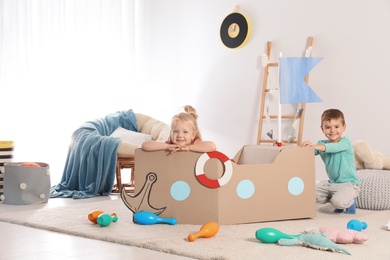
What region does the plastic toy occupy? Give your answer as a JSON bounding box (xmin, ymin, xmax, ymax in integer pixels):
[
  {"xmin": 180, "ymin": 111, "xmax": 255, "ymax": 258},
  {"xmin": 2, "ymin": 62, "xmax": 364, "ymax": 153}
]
[
  {"xmin": 305, "ymin": 227, "xmax": 368, "ymax": 244},
  {"xmin": 97, "ymin": 213, "xmax": 118, "ymax": 227},
  {"xmin": 385, "ymin": 221, "xmax": 390, "ymax": 230},
  {"xmin": 278, "ymin": 233, "xmax": 351, "ymax": 255},
  {"xmin": 133, "ymin": 211, "xmax": 176, "ymax": 225},
  {"xmin": 19, "ymin": 162, "xmax": 40, "ymax": 167},
  {"xmin": 88, "ymin": 210, "xmax": 104, "ymax": 223},
  {"xmin": 188, "ymin": 222, "xmax": 219, "ymax": 242},
  {"xmin": 255, "ymin": 227, "xmax": 300, "ymax": 244},
  {"xmin": 88, "ymin": 210, "xmax": 118, "ymax": 227},
  {"xmin": 347, "ymin": 219, "xmax": 367, "ymax": 231}
]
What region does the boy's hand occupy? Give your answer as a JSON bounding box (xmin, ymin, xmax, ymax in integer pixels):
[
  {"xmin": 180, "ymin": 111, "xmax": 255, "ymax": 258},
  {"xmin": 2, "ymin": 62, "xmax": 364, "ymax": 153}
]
[{"xmin": 300, "ymin": 141, "xmax": 314, "ymax": 147}]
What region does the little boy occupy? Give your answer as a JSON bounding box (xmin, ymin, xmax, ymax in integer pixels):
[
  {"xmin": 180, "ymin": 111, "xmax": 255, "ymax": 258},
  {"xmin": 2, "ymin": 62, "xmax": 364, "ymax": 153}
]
[{"xmin": 301, "ymin": 109, "xmax": 360, "ymax": 214}]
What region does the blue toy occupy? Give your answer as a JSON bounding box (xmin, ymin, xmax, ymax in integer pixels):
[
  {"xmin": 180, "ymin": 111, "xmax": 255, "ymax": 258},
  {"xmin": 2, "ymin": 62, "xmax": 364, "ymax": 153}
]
[
  {"xmin": 347, "ymin": 219, "xmax": 367, "ymax": 231},
  {"xmin": 134, "ymin": 211, "xmax": 176, "ymax": 225}
]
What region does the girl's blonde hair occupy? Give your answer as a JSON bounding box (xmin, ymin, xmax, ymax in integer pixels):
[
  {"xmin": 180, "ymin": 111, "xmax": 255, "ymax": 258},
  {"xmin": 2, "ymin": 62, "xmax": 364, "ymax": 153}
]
[{"xmin": 170, "ymin": 105, "xmax": 202, "ymax": 141}]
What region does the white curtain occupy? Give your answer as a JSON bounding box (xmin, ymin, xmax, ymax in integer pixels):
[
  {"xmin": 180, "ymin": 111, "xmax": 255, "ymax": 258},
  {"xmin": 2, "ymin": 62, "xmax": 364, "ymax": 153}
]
[{"xmin": 0, "ymin": 0, "xmax": 135, "ymax": 183}]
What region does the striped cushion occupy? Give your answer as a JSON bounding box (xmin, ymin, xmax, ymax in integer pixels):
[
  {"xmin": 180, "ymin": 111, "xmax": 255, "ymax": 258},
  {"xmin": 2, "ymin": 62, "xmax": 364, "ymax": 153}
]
[{"xmin": 0, "ymin": 141, "xmax": 14, "ymax": 200}]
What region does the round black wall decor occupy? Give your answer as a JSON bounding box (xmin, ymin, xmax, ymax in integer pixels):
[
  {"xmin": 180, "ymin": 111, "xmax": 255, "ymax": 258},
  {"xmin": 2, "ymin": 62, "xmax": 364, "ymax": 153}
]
[{"xmin": 220, "ymin": 12, "xmax": 250, "ymax": 49}]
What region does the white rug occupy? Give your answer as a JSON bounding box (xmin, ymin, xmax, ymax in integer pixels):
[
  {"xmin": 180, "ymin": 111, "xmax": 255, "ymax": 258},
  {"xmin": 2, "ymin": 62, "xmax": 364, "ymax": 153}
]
[{"xmin": 0, "ymin": 198, "xmax": 389, "ymax": 260}]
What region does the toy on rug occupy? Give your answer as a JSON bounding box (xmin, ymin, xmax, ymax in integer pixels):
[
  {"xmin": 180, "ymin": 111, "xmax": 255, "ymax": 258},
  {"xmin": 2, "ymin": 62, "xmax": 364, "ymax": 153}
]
[
  {"xmin": 133, "ymin": 211, "xmax": 176, "ymax": 225},
  {"xmin": 385, "ymin": 221, "xmax": 390, "ymax": 230},
  {"xmin": 188, "ymin": 222, "xmax": 219, "ymax": 242},
  {"xmin": 278, "ymin": 233, "xmax": 351, "ymax": 255},
  {"xmin": 347, "ymin": 219, "xmax": 367, "ymax": 231},
  {"xmin": 255, "ymin": 227, "xmax": 301, "ymax": 243},
  {"xmin": 88, "ymin": 210, "xmax": 118, "ymax": 227},
  {"xmin": 353, "ymin": 140, "xmax": 390, "ymax": 170},
  {"xmin": 97, "ymin": 213, "xmax": 118, "ymax": 227},
  {"xmin": 304, "ymin": 227, "xmax": 368, "ymax": 244},
  {"xmin": 255, "ymin": 228, "xmax": 351, "ymax": 255},
  {"xmin": 19, "ymin": 162, "xmax": 40, "ymax": 167}
]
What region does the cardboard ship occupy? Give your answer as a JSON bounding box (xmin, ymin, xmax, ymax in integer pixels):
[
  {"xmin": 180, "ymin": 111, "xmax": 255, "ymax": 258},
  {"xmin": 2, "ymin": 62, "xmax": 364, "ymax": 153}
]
[{"xmin": 121, "ymin": 145, "xmax": 316, "ymax": 225}]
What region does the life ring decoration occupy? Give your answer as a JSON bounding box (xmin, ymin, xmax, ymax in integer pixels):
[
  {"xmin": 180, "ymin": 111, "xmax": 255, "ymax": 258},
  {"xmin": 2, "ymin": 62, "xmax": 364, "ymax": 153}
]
[
  {"xmin": 195, "ymin": 151, "xmax": 233, "ymax": 188},
  {"xmin": 220, "ymin": 10, "xmax": 251, "ymax": 49}
]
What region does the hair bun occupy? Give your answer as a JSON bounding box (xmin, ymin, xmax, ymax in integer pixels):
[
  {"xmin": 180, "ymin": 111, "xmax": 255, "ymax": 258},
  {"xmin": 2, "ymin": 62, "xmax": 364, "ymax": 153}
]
[{"xmin": 183, "ymin": 105, "xmax": 198, "ymax": 120}]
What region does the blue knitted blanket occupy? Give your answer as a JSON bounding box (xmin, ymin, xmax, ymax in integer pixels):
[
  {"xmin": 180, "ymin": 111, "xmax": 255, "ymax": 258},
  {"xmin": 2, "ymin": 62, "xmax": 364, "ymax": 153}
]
[{"xmin": 50, "ymin": 109, "xmax": 138, "ymax": 199}]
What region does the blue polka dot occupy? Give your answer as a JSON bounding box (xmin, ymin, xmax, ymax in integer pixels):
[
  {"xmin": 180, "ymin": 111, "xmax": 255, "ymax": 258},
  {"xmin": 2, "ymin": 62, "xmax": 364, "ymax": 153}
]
[
  {"xmin": 236, "ymin": 179, "xmax": 255, "ymax": 199},
  {"xmin": 170, "ymin": 181, "xmax": 190, "ymax": 201},
  {"xmin": 288, "ymin": 177, "xmax": 304, "ymax": 196}
]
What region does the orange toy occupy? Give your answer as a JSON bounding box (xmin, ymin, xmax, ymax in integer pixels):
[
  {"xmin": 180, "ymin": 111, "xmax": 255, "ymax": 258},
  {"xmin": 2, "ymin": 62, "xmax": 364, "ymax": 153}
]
[
  {"xmin": 88, "ymin": 210, "xmax": 118, "ymax": 226},
  {"xmin": 88, "ymin": 210, "xmax": 104, "ymax": 223},
  {"xmin": 19, "ymin": 162, "xmax": 40, "ymax": 167},
  {"xmin": 188, "ymin": 222, "xmax": 219, "ymax": 242}
]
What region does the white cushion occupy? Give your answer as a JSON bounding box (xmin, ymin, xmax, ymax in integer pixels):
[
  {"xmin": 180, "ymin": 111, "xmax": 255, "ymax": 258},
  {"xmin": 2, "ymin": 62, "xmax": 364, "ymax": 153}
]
[
  {"xmin": 110, "ymin": 126, "xmax": 152, "ymax": 146},
  {"xmin": 156, "ymin": 125, "xmax": 171, "ymax": 142}
]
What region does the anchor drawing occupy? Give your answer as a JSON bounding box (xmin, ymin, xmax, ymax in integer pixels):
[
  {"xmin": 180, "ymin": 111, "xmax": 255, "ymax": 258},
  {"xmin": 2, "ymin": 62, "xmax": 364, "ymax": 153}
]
[{"xmin": 120, "ymin": 172, "xmax": 166, "ymax": 216}]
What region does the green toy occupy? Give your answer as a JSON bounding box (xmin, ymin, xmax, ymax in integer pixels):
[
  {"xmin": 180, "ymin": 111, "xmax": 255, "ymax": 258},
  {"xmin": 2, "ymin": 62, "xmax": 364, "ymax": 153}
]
[
  {"xmin": 255, "ymin": 227, "xmax": 301, "ymax": 243},
  {"xmin": 278, "ymin": 233, "xmax": 351, "ymax": 255},
  {"xmin": 97, "ymin": 213, "xmax": 118, "ymax": 227}
]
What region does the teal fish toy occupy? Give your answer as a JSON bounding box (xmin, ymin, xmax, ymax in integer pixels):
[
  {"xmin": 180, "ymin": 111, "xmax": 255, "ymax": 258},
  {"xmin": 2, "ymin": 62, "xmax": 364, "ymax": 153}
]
[{"xmin": 278, "ymin": 233, "xmax": 351, "ymax": 255}]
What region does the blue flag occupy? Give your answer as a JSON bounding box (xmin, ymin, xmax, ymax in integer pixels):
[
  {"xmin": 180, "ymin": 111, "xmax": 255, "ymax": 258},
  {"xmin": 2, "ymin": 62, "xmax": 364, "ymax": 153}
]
[{"xmin": 279, "ymin": 57, "xmax": 323, "ymax": 104}]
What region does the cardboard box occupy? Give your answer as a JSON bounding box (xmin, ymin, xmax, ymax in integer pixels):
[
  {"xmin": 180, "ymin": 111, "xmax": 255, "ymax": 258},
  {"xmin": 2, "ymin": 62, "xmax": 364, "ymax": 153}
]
[{"xmin": 125, "ymin": 145, "xmax": 316, "ymax": 225}]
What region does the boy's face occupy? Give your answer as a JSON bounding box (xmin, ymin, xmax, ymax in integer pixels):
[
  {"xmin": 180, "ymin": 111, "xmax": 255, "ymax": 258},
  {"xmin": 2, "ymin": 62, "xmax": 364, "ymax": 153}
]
[{"xmin": 321, "ymin": 118, "xmax": 346, "ymax": 143}]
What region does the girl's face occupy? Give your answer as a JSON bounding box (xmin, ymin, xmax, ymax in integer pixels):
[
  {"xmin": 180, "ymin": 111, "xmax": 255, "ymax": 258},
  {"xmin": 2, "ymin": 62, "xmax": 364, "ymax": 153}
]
[
  {"xmin": 321, "ymin": 118, "xmax": 346, "ymax": 143},
  {"xmin": 171, "ymin": 120, "xmax": 196, "ymax": 146}
]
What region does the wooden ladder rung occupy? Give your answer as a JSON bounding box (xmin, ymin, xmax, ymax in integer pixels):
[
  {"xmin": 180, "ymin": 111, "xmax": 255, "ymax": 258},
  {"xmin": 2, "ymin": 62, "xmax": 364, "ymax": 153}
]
[{"xmin": 262, "ymin": 115, "xmax": 300, "ymax": 119}]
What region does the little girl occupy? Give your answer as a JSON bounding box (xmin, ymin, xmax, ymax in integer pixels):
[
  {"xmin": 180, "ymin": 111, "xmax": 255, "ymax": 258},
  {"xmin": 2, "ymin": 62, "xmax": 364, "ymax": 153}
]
[{"xmin": 141, "ymin": 105, "xmax": 216, "ymax": 153}]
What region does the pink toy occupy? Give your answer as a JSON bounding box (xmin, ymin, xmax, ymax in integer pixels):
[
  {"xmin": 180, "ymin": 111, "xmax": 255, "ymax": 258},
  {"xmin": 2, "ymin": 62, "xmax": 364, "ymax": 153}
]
[{"xmin": 305, "ymin": 227, "xmax": 368, "ymax": 244}]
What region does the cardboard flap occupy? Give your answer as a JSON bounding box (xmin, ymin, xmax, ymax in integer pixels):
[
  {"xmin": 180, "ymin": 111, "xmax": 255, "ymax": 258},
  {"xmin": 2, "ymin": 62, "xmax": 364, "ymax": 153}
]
[{"xmin": 235, "ymin": 145, "xmax": 282, "ymax": 165}]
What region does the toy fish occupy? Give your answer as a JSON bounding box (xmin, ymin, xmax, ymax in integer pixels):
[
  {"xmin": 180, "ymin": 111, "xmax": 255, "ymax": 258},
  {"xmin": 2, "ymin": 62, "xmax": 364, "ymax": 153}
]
[{"xmin": 278, "ymin": 233, "xmax": 351, "ymax": 255}]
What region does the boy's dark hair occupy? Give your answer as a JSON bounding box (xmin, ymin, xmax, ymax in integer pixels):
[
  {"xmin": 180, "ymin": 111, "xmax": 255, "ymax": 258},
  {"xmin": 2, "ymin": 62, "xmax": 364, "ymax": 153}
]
[{"xmin": 321, "ymin": 109, "xmax": 345, "ymax": 126}]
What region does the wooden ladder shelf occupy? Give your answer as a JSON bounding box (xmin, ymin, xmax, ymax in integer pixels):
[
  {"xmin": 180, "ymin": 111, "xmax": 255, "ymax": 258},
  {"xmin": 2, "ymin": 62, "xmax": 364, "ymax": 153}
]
[{"xmin": 256, "ymin": 36, "xmax": 314, "ymax": 145}]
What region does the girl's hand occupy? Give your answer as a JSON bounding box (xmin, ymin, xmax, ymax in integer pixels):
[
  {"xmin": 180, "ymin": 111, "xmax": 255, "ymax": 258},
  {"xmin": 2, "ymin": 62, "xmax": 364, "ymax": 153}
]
[
  {"xmin": 167, "ymin": 144, "xmax": 180, "ymax": 152},
  {"xmin": 167, "ymin": 144, "xmax": 189, "ymax": 153},
  {"xmin": 180, "ymin": 146, "xmax": 190, "ymax": 151}
]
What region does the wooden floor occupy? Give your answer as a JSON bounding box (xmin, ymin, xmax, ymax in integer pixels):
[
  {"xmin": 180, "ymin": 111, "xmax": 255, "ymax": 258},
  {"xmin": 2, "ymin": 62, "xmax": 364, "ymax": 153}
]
[{"xmin": 0, "ymin": 195, "xmax": 194, "ymax": 260}]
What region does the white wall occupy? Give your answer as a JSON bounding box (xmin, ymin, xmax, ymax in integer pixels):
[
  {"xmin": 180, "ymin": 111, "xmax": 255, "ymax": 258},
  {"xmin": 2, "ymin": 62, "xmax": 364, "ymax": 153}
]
[
  {"xmin": 134, "ymin": 0, "xmax": 390, "ymax": 180},
  {"xmin": 3, "ymin": 0, "xmax": 389, "ymax": 184}
]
